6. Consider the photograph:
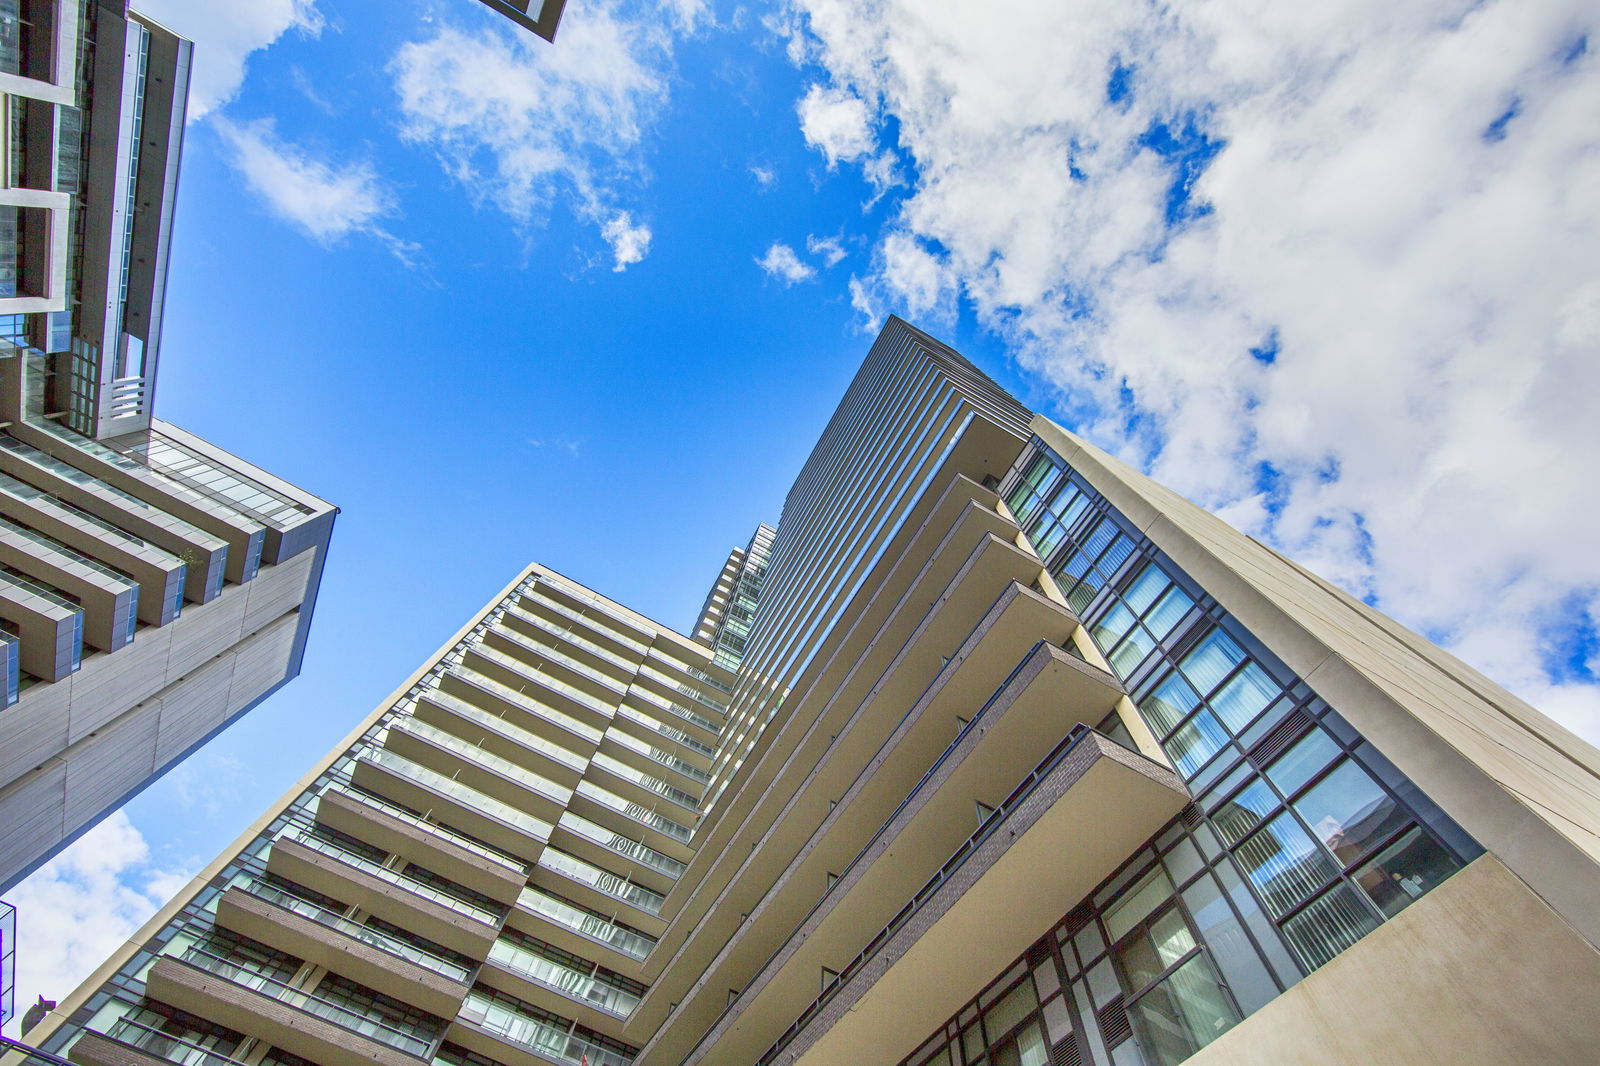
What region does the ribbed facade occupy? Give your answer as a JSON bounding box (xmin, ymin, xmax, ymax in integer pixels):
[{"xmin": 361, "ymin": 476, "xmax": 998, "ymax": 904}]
[
  {"xmin": 20, "ymin": 318, "xmax": 1600, "ymax": 1066},
  {"xmin": 0, "ymin": 2, "xmax": 335, "ymax": 894}
]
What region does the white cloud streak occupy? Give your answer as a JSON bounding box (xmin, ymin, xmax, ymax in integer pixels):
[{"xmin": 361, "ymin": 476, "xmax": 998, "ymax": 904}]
[
  {"xmin": 790, "ymin": 0, "xmax": 1600, "ymax": 740},
  {"xmin": 212, "ymin": 116, "xmax": 417, "ymax": 262},
  {"xmin": 757, "ymin": 242, "xmax": 816, "ymax": 284},
  {"xmin": 391, "ymin": 2, "xmax": 680, "ymax": 270},
  {"xmin": 135, "ymin": 0, "xmax": 323, "ymax": 119},
  {"xmin": 5, "ymin": 812, "xmax": 193, "ymax": 1037}
]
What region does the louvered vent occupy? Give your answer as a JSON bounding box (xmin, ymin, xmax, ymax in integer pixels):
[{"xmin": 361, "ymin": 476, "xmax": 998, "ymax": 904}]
[
  {"xmin": 1097, "ymin": 997, "xmax": 1132, "ymax": 1046},
  {"xmin": 1051, "ymin": 1037, "xmax": 1083, "ymax": 1066},
  {"xmin": 1249, "ymin": 708, "xmax": 1314, "ymax": 766}
]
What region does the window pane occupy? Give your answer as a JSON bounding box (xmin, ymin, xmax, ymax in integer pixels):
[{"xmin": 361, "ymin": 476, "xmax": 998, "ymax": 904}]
[
  {"xmin": 1109, "ymin": 625, "xmax": 1157, "ymax": 676},
  {"xmin": 1144, "ymin": 586, "xmax": 1193, "ymax": 639},
  {"xmin": 1180, "ymin": 631, "xmax": 1248, "ymax": 696},
  {"xmin": 1208, "ymin": 663, "xmax": 1278, "ymax": 733},
  {"xmin": 1139, "ymin": 673, "xmax": 1199, "ymax": 736},
  {"xmin": 985, "ymin": 980, "xmax": 1038, "ymax": 1044},
  {"xmin": 1281, "ymin": 883, "xmax": 1380, "ymax": 971},
  {"xmin": 1181, "ymin": 873, "xmax": 1279, "ymax": 1014},
  {"xmin": 1263, "ymin": 730, "xmax": 1341, "ymax": 797},
  {"xmin": 1233, "ymin": 812, "xmax": 1337, "ymax": 917},
  {"xmin": 1091, "ymin": 604, "xmax": 1138, "ymax": 653},
  {"xmin": 1211, "ymin": 779, "xmax": 1279, "ymax": 847},
  {"xmin": 1292, "ymin": 759, "xmax": 1406, "ymax": 865},
  {"xmin": 1165, "ymin": 710, "xmax": 1227, "ymax": 776},
  {"xmin": 1097, "ymin": 534, "xmax": 1134, "ymax": 579},
  {"xmin": 1352, "ymin": 826, "xmax": 1461, "ymax": 918},
  {"xmin": 1123, "ymin": 566, "xmax": 1168, "ymax": 614},
  {"xmin": 1126, "ymin": 954, "xmax": 1238, "ymax": 1066},
  {"xmin": 1016, "ymin": 1022, "xmax": 1049, "ymax": 1066},
  {"xmin": 1104, "ymin": 867, "xmax": 1175, "ymax": 943}
]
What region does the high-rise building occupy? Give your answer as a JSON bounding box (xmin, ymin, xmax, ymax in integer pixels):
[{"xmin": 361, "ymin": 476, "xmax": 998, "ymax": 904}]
[
  {"xmin": 17, "ymin": 317, "xmax": 1599, "ymax": 1065},
  {"xmin": 472, "ymin": 0, "xmax": 567, "ymax": 41},
  {"xmin": 0, "ymin": 1, "xmax": 335, "ymax": 894}
]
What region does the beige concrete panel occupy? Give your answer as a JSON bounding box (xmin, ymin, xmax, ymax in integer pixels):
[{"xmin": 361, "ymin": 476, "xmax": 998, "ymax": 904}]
[
  {"xmin": 223, "ymin": 613, "xmax": 298, "ymax": 716},
  {"xmin": 151, "ymin": 652, "xmax": 237, "ymax": 767},
  {"xmin": 163, "ymin": 582, "xmax": 251, "ymax": 678},
  {"xmin": 64, "ymin": 624, "xmax": 176, "ymax": 743},
  {"xmin": 62, "ymin": 701, "xmax": 160, "ymax": 830},
  {"xmin": 144, "ymin": 959, "xmax": 422, "ymax": 1066},
  {"xmin": 0, "ymin": 760, "xmax": 66, "ymax": 880},
  {"xmin": 238, "ymin": 548, "xmax": 315, "ymax": 635},
  {"xmin": 0, "ymin": 679, "xmax": 69, "ymax": 788},
  {"xmin": 1183, "ymin": 855, "xmax": 1600, "ymax": 1066}
]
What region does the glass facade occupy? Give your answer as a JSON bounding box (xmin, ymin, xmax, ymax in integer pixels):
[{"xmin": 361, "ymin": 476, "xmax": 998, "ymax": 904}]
[{"xmin": 885, "ymin": 443, "xmax": 1489, "ymax": 1065}]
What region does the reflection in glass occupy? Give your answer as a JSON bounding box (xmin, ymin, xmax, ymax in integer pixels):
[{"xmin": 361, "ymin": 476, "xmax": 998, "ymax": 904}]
[
  {"xmin": 1353, "ymin": 827, "xmax": 1461, "ymax": 917},
  {"xmin": 1166, "ymin": 710, "xmax": 1227, "ymax": 776},
  {"xmin": 1281, "ymin": 884, "xmax": 1380, "ymax": 971},
  {"xmin": 1211, "ymin": 780, "xmax": 1278, "ymax": 847},
  {"xmin": 1233, "ymin": 812, "xmax": 1337, "ymax": 917},
  {"xmin": 1292, "ymin": 759, "xmax": 1404, "ymax": 865},
  {"xmin": 1140, "ymin": 672, "xmax": 1199, "ymax": 736},
  {"xmin": 1126, "ymin": 954, "xmax": 1238, "ymax": 1066},
  {"xmin": 1263, "ymin": 730, "xmax": 1340, "ymax": 797}
]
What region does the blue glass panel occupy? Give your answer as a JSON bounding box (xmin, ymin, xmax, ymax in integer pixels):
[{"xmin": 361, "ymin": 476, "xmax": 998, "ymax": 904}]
[
  {"xmin": 1144, "ymin": 586, "xmax": 1193, "ymax": 639},
  {"xmin": 1123, "ymin": 565, "xmax": 1168, "ymax": 614},
  {"xmin": 1167, "ymin": 710, "xmax": 1227, "ymax": 776},
  {"xmin": 1140, "ymin": 672, "xmax": 1200, "ymax": 735},
  {"xmin": 1180, "ymin": 631, "xmax": 1249, "ymax": 696},
  {"xmin": 1209, "ymin": 662, "xmax": 1279, "ymax": 733},
  {"xmin": 1292, "ymin": 759, "xmax": 1405, "ymax": 865},
  {"xmin": 1263, "ymin": 730, "xmax": 1341, "ymax": 797}
]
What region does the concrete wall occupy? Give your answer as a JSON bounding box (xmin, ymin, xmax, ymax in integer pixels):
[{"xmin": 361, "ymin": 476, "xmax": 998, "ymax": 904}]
[
  {"xmin": 1031, "ymin": 415, "xmax": 1600, "ymax": 951},
  {"xmin": 1185, "ymin": 855, "xmax": 1600, "ymax": 1065}
]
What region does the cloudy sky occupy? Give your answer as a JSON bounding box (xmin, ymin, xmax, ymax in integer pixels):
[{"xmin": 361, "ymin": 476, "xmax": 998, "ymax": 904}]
[{"xmin": 7, "ymin": 0, "xmax": 1597, "ymax": 1033}]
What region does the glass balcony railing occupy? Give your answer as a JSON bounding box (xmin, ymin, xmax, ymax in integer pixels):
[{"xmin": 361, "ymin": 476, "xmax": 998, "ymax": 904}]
[
  {"xmin": 276, "ymin": 825, "xmax": 501, "ymax": 926},
  {"xmin": 636, "ymin": 664, "xmax": 728, "ymax": 715},
  {"xmin": 492, "ymin": 626, "xmax": 627, "ymax": 697},
  {"xmin": 558, "ymin": 814, "xmax": 685, "ymax": 880},
  {"xmin": 364, "ymin": 749, "xmax": 553, "ymax": 843},
  {"xmin": 176, "ymin": 948, "xmax": 434, "ymax": 1057},
  {"xmin": 487, "ymin": 939, "xmax": 641, "ymax": 1019},
  {"xmin": 516, "ymin": 887, "xmax": 655, "ymax": 961},
  {"xmin": 472, "ymin": 646, "xmax": 616, "ymax": 720},
  {"xmin": 321, "ymin": 783, "xmax": 527, "ymax": 874},
  {"xmin": 590, "ymin": 752, "xmax": 701, "ymax": 810},
  {"xmin": 421, "ymin": 687, "xmax": 588, "ymax": 773},
  {"xmin": 447, "ymin": 667, "xmax": 604, "ymax": 745},
  {"xmin": 520, "ymin": 592, "xmax": 650, "ymax": 656},
  {"xmin": 574, "ymin": 782, "xmax": 693, "ymax": 844},
  {"xmin": 509, "ymin": 608, "xmax": 636, "ymax": 674},
  {"xmin": 625, "ymin": 685, "xmax": 722, "ymax": 736},
  {"xmin": 537, "ymin": 846, "xmax": 666, "ymax": 915},
  {"xmin": 101, "ymin": 1018, "xmax": 251, "ymax": 1066},
  {"xmin": 394, "ymin": 719, "xmax": 573, "ymax": 807},
  {"xmin": 606, "ymin": 722, "xmax": 713, "ymax": 780},
  {"xmin": 458, "ymin": 991, "xmax": 632, "ymax": 1066},
  {"xmin": 243, "ymin": 881, "xmax": 473, "ymax": 982}
]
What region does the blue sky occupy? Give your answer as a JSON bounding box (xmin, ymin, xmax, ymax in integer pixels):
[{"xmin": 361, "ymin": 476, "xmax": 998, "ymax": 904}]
[{"xmin": 8, "ymin": 0, "xmax": 1599, "ymax": 1026}]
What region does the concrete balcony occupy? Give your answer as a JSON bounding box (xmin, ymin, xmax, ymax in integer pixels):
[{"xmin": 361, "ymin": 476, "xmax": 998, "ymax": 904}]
[
  {"xmin": 383, "ymin": 717, "xmax": 572, "ymax": 823},
  {"xmin": 265, "ymin": 829, "xmax": 502, "ymax": 959},
  {"xmin": 412, "ymin": 687, "xmax": 589, "ymax": 788},
  {"xmin": 69, "ymin": 1022, "xmax": 249, "ymax": 1066},
  {"xmin": 313, "ymin": 785, "xmax": 528, "ymax": 903},
  {"xmin": 215, "ymin": 884, "xmax": 472, "ymax": 1018},
  {"xmin": 687, "ymin": 731, "xmax": 1187, "ymax": 1066},
  {"xmin": 144, "ymin": 956, "xmax": 429, "ymax": 1066},
  {"xmin": 349, "ymin": 750, "xmax": 552, "ymax": 863}
]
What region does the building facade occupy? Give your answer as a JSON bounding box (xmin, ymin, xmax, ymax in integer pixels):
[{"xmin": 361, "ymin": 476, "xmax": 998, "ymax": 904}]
[
  {"xmin": 0, "ymin": 0, "xmax": 335, "ymax": 894},
  {"xmin": 16, "ymin": 318, "xmax": 1600, "ymax": 1065},
  {"xmin": 471, "ymin": 0, "xmax": 567, "ymax": 42}
]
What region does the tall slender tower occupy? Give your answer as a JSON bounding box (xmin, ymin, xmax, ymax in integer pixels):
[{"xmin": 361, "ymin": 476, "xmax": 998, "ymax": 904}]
[
  {"xmin": 0, "ymin": 0, "xmax": 336, "ymax": 895},
  {"xmin": 20, "ymin": 318, "xmax": 1600, "ymax": 1066}
]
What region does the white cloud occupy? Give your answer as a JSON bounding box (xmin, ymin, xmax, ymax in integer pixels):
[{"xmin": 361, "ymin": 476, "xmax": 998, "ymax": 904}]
[
  {"xmin": 806, "ymin": 233, "xmax": 847, "ymax": 267},
  {"xmin": 135, "ymin": 0, "xmax": 323, "ymax": 119},
  {"xmin": 796, "ymin": 83, "xmax": 875, "ymax": 165},
  {"xmin": 391, "ymin": 2, "xmax": 679, "ymax": 269},
  {"xmin": 757, "ymin": 242, "xmax": 816, "ymax": 285},
  {"xmin": 212, "ymin": 116, "xmax": 417, "ymax": 262},
  {"xmin": 4, "ymin": 812, "xmax": 194, "ymax": 1037},
  {"xmin": 750, "ymin": 163, "xmax": 778, "ymax": 189},
  {"xmin": 788, "ymin": 0, "xmax": 1600, "ymax": 740},
  {"xmin": 601, "ymin": 211, "xmax": 652, "ymax": 271}
]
